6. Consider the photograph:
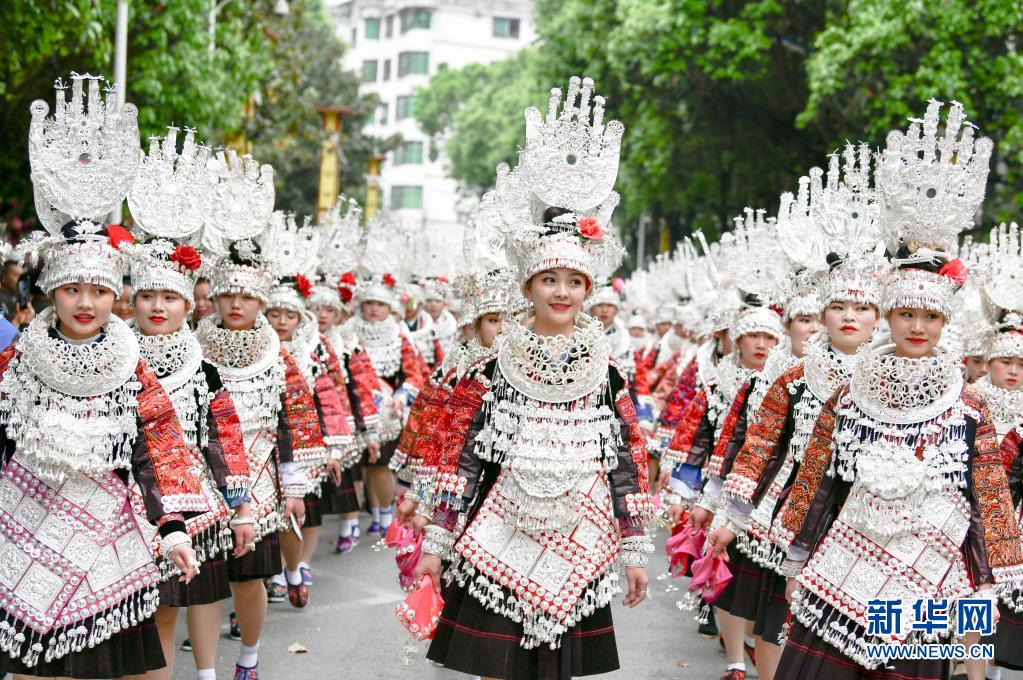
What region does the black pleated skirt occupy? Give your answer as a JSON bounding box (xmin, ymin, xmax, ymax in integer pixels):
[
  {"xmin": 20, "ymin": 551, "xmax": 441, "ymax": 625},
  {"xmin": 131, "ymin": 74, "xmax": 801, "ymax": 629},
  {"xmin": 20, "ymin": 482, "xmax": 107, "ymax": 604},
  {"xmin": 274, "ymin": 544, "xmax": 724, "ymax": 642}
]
[
  {"xmin": 776, "ymin": 619, "xmax": 949, "ymax": 679},
  {"xmin": 0, "ymin": 620, "xmax": 165, "ymax": 678},
  {"xmin": 986, "ymin": 603, "xmax": 1023, "ymax": 670},
  {"xmin": 158, "ymin": 557, "xmax": 232, "ymax": 606},
  {"xmin": 752, "ymin": 567, "xmax": 789, "ymax": 646},
  {"xmin": 714, "ymin": 542, "xmax": 764, "ymax": 621},
  {"xmin": 427, "ymin": 577, "xmax": 620, "ymax": 680},
  {"xmin": 227, "ymin": 532, "xmax": 281, "ymax": 582},
  {"xmin": 306, "ymin": 470, "xmax": 361, "ymax": 521},
  {"xmin": 304, "ymin": 492, "xmax": 325, "ymax": 528}
]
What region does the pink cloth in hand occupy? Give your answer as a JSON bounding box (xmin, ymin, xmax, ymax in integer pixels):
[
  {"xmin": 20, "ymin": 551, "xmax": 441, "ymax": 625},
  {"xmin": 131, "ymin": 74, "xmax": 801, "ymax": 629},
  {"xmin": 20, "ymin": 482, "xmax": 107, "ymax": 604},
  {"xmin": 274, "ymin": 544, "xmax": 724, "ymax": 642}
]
[{"xmin": 396, "ymin": 574, "xmax": 444, "ymax": 640}]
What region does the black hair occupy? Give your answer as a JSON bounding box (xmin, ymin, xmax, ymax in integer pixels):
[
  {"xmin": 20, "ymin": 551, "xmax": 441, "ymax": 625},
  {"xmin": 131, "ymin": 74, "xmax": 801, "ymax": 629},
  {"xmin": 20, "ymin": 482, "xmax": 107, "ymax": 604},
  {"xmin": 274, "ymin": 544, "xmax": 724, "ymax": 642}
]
[
  {"xmin": 228, "ymin": 240, "xmax": 261, "ymax": 267},
  {"xmin": 741, "ymin": 292, "xmax": 765, "ymax": 308},
  {"xmin": 892, "ymin": 244, "xmax": 944, "ymax": 273},
  {"xmin": 541, "ymin": 206, "xmax": 574, "ymax": 236},
  {"xmin": 825, "ymin": 252, "xmax": 842, "ymax": 271}
]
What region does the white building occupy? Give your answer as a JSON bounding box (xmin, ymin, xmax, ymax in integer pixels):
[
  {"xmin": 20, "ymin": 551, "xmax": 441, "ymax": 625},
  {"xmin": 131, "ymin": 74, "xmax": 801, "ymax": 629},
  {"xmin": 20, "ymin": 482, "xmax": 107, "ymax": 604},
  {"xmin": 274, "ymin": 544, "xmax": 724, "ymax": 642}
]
[{"xmin": 327, "ymin": 0, "xmax": 535, "ymax": 274}]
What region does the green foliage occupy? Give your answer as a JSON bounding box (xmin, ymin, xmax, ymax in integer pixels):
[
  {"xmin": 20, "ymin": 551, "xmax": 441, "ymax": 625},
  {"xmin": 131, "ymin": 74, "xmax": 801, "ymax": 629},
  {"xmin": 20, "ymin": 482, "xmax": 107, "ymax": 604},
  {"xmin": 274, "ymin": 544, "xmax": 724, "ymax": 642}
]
[
  {"xmin": 414, "ymin": 0, "xmax": 1023, "ymax": 265},
  {"xmin": 0, "ymin": 0, "xmax": 386, "ymax": 224}
]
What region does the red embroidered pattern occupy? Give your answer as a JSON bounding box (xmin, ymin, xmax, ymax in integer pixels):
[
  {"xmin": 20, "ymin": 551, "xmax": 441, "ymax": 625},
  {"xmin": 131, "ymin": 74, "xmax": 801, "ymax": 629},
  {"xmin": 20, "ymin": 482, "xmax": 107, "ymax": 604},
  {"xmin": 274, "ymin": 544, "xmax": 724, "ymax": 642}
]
[
  {"xmin": 965, "ymin": 386, "xmax": 1023, "ymax": 571},
  {"xmin": 999, "ymin": 427, "xmax": 1021, "ymax": 472},
  {"xmin": 400, "ymin": 335, "xmax": 430, "ymax": 396},
  {"xmin": 135, "ymin": 361, "xmax": 206, "ymax": 512},
  {"xmin": 347, "ymin": 347, "xmax": 380, "ymax": 426},
  {"xmin": 209, "ymin": 387, "xmax": 249, "ymax": 489},
  {"xmin": 613, "ymin": 371, "xmax": 651, "ymax": 500},
  {"xmin": 776, "ymin": 391, "xmax": 838, "ymax": 546},
  {"xmin": 632, "ymin": 350, "xmax": 651, "ymax": 398},
  {"xmin": 662, "ymin": 388, "xmax": 709, "ymax": 469},
  {"xmin": 703, "ymin": 380, "xmax": 750, "ymax": 478},
  {"xmin": 319, "ymin": 337, "xmax": 356, "ymax": 430},
  {"xmin": 280, "ymin": 348, "xmax": 326, "ymax": 462},
  {"xmin": 724, "ymin": 365, "xmax": 801, "ymax": 501}
]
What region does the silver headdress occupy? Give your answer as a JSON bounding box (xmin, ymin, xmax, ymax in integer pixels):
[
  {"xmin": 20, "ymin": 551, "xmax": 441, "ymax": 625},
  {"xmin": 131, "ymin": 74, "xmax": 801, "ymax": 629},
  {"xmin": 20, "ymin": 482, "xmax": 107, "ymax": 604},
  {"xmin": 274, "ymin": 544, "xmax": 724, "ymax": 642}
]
[
  {"xmin": 451, "ymin": 192, "xmax": 515, "ymax": 321},
  {"xmin": 721, "ymin": 207, "xmax": 790, "ymax": 307},
  {"xmin": 126, "ymin": 239, "xmax": 202, "ymax": 307},
  {"xmin": 352, "ymin": 215, "xmax": 417, "ymax": 308},
  {"xmin": 128, "ymin": 126, "xmax": 214, "ymax": 239},
  {"xmin": 497, "ymin": 77, "xmax": 627, "ymax": 290},
  {"xmin": 310, "ymin": 196, "xmax": 363, "ymax": 311},
  {"xmin": 25, "ymin": 74, "xmax": 140, "ymax": 295},
  {"xmin": 265, "ymin": 212, "xmax": 320, "ymax": 313},
  {"xmin": 979, "ymin": 223, "xmax": 1023, "ymax": 359},
  {"xmin": 878, "ymin": 100, "xmax": 990, "ymax": 316}
]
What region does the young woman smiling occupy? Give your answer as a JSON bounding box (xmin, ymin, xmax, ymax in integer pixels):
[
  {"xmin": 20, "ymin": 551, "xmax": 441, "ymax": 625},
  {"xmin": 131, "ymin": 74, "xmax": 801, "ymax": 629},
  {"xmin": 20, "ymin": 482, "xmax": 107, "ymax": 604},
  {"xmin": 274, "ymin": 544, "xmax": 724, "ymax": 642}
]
[
  {"xmin": 128, "ymin": 241, "xmax": 255, "ymax": 680},
  {"xmin": 195, "ymin": 242, "xmax": 325, "ymax": 680}
]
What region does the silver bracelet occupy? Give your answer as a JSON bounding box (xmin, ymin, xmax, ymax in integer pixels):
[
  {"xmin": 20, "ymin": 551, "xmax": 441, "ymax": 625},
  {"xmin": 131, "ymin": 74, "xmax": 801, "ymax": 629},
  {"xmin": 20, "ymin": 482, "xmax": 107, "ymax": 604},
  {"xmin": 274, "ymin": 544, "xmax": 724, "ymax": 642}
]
[
  {"xmin": 620, "ymin": 535, "xmax": 654, "ymax": 568},
  {"xmin": 778, "ymin": 558, "xmax": 805, "ymax": 578},
  {"xmin": 421, "ymin": 525, "xmax": 456, "ymax": 559},
  {"xmin": 160, "ymin": 531, "xmax": 192, "ymax": 559},
  {"xmin": 229, "ymin": 516, "xmax": 255, "ymax": 528}
]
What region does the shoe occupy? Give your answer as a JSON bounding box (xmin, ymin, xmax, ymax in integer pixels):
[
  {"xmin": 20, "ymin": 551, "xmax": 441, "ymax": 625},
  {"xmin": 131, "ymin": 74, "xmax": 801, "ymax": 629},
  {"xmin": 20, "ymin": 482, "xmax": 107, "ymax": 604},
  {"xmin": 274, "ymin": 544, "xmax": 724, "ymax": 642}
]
[
  {"xmin": 180, "ymin": 637, "xmax": 192, "ymax": 652},
  {"xmin": 698, "ymin": 608, "xmax": 719, "ymax": 638},
  {"xmin": 351, "ymin": 525, "xmax": 361, "ymax": 544},
  {"xmin": 743, "ymin": 641, "xmax": 756, "ymax": 666},
  {"xmin": 300, "ymin": 566, "xmax": 312, "ymax": 585},
  {"xmin": 720, "ymin": 671, "xmax": 745, "ymax": 680},
  {"xmin": 287, "ymin": 582, "xmax": 309, "ymax": 609},
  {"xmin": 266, "ymin": 581, "xmax": 286, "ymax": 603},
  {"xmin": 229, "ymin": 611, "xmax": 241, "ymax": 641},
  {"xmin": 335, "ymin": 535, "xmax": 357, "ymax": 555},
  {"xmin": 367, "ymin": 521, "xmax": 382, "ymax": 535},
  {"xmin": 234, "ymin": 663, "xmax": 258, "ymax": 680}
]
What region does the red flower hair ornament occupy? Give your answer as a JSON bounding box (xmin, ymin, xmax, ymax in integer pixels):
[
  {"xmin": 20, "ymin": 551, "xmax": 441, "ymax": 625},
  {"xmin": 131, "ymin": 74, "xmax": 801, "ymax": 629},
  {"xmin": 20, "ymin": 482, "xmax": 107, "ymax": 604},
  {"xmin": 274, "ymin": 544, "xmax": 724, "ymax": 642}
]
[
  {"xmin": 383, "ymin": 273, "xmax": 397, "ymax": 288},
  {"xmin": 340, "ymin": 271, "xmax": 356, "ymax": 286},
  {"xmin": 938, "ymin": 258, "xmax": 968, "ymax": 286},
  {"xmin": 295, "ymin": 274, "xmax": 312, "ymax": 298},
  {"xmin": 170, "ymin": 245, "xmax": 202, "ymax": 271},
  {"xmin": 106, "ymin": 225, "xmax": 135, "ymax": 250},
  {"xmin": 576, "ymin": 217, "xmax": 603, "ymax": 241}
]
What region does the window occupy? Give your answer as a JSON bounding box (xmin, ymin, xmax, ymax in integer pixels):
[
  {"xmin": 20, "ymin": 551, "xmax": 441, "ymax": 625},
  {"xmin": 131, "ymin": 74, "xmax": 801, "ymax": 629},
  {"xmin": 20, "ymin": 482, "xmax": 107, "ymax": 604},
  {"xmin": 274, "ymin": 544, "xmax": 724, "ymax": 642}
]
[
  {"xmin": 383, "ymin": 59, "xmax": 391, "ymax": 81},
  {"xmin": 390, "ymin": 186, "xmax": 423, "ymax": 209},
  {"xmin": 398, "ymin": 51, "xmax": 429, "ymax": 77},
  {"xmin": 399, "ymin": 8, "xmax": 432, "ymax": 32},
  {"xmin": 361, "ymin": 59, "xmax": 378, "ymax": 83},
  {"xmin": 395, "ymin": 94, "xmax": 417, "ymax": 119},
  {"xmin": 364, "ymin": 17, "xmax": 380, "ymax": 39},
  {"xmin": 377, "ymin": 103, "xmax": 389, "ymax": 125},
  {"xmin": 394, "ymin": 141, "xmax": 424, "ymax": 165},
  {"xmin": 493, "ymin": 17, "xmax": 521, "ymax": 38},
  {"xmin": 385, "ymin": 15, "xmax": 394, "ymax": 37}
]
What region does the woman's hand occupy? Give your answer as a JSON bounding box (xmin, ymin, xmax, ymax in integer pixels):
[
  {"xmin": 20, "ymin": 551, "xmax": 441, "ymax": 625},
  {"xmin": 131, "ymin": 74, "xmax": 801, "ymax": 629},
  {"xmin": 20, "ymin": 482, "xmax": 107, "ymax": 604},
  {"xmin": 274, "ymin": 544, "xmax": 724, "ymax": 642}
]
[
  {"xmin": 326, "ymin": 458, "xmax": 343, "ymax": 485},
  {"xmin": 706, "ymin": 527, "xmax": 736, "ymax": 557},
  {"xmin": 785, "ymin": 577, "xmax": 799, "ymax": 603},
  {"xmin": 169, "ymin": 544, "xmax": 199, "ymax": 583},
  {"xmin": 414, "ymin": 554, "xmax": 443, "ymax": 592},
  {"xmin": 396, "ymin": 498, "xmax": 417, "ymax": 525},
  {"xmin": 367, "ymin": 440, "xmax": 381, "ymax": 464},
  {"xmin": 232, "ymin": 503, "xmax": 256, "ymax": 558},
  {"xmin": 623, "ymin": 566, "xmax": 648, "ymax": 607},
  {"xmin": 284, "ymin": 497, "xmax": 306, "ymax": 526},
  {"xmin": 667, "ymin": 503, "xmax": 686, "ymax": 524},
  {"xmin": 689, "ymin": 506, "xmax": 713, "ymax": 530}
]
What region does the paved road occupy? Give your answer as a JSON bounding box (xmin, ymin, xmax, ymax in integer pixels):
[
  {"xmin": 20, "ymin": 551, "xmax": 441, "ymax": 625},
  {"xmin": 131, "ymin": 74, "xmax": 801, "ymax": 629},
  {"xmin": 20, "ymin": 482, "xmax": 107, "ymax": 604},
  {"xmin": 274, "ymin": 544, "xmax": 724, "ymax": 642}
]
[{"xmin": 171, "ymin": 516, "xmax": 1023, "ymax": 679}]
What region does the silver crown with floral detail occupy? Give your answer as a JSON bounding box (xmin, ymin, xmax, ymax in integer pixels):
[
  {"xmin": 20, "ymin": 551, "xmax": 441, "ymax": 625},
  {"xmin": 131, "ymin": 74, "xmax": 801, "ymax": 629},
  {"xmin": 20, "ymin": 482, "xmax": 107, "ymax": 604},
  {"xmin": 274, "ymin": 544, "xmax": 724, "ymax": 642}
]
[{"xmin": 128, "ymin": 126, "xmax": 214, "ymax": 239}]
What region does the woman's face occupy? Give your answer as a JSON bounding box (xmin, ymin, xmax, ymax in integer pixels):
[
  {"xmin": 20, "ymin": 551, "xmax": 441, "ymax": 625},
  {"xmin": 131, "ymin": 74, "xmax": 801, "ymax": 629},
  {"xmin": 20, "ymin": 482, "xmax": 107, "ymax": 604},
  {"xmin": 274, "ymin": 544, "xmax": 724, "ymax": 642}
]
[
  {"xmin": 590, "ymin": 303, "xmax": 618, "ymax": 329},
  {"xmin": 736, "ymin": 331, "xmax": 777, "ymax": 371},
  {"xmin": 215, "ymin": 293, "xmax": 264, "ymax": 331},
  {"xmin": 524, "ymin": 268, "xmax": 588, "ymax": 331},
  {"xmin": 786, "ymin": 314, "xmax": 821, "ymax": 357},
  {"xmin": 266, "ymin": 307, "xmax": 302, "ymax": 341},
  {"xmin": 111, "ymin": 282, "xmax": 134, "ymax": 320},
  {"xmin": 965, "ymin": 355, "xmax": 989, "ymax": 383},
  {"xmin": 361, "ymin": 299, "xmax": 392, "ymax": 323},
  {"xmin": 476, "ymin": 312, "xmax": 505, "ymax": 348},
  {"xmin": 192, "ymin": 280, "xmax": 213, "ymax": 321},
  {"xmin": 314, "ymin": 306, "xmax": 340, "ymax": 333},
  {"xmin": 52, "ymin": 282, "xmax": 116, "ymax": 339},
  {"xmin": 823, "ymin": 301, "xmax": 879, "ymax": 353},
  {"xmin": 988, "ymin": 356, "xmax": 1023, "ymax": 390},
  {"xmin": 887, "ymin": 307, "xmax": 945, "ymax": 359},
  {"xmin": 134, "ymin": 289, "xmax": 188, "ymax": 336}
]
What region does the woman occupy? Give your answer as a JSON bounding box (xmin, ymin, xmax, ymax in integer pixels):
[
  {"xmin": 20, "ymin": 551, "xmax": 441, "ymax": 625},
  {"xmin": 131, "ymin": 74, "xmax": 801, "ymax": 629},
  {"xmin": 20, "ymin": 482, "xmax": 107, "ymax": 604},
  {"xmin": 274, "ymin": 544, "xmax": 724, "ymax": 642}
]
[
  {"xmin": 344, "ymin": 272, "xmax": 428, "ymax": 536},
  {"xmin": 129, "ymin": 240, "xmax": 256, "ymax": 680},
  {"xmin": 195, "ymin": 240, "xmax": 325, "ymax": 680},
  {"xmin": 708, "ymin": 255, "xmax": 881, "ymax": 680},
  {"xmin": 308, "ymin": 277, "xmax": 381, "ymax": 555},
  {"xmin": 394, "ymin": 267, "xmax": 512, "ymax": 524},
  {"xmin": 264, "ymin": 276, "xmax": 353, "ymax": 605},
  {"xmin": 0, "ymin": 224, "xmax": 202, "ymax": 678}
]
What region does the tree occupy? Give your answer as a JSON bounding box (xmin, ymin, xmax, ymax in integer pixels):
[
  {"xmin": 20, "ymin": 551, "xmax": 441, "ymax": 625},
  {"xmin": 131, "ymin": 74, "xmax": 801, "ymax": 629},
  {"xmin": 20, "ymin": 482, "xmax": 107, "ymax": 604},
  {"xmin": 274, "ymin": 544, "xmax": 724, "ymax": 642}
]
[{"xmin": 0, "ymin": 0, "xmax": 387, "ymax": 228}]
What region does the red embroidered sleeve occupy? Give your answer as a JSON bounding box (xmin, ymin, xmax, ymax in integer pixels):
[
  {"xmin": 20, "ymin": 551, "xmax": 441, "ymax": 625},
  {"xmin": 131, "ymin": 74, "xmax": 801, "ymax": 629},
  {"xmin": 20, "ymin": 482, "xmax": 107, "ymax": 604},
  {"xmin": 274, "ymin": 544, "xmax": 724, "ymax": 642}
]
[
  {"xmin": 703, "ymin": 381, "xmax": 750, "ymax": 479},
  {"xmin": 964, "ymin": 387, "xmax": 1023, "ymax": 580},
  {"xmin": 999, "ymin": 428, "xmax": 1021, "ymax": 473},
  {"xmin": 209, "ymin": 387, "xmax": 249, "ymax": 493},
  {"xmin": 398, "ymin": 335, "xmax": 429, "ymax": 397},
  {"xmin": 661, "ymin": 388, "xmax": 709, "ymax": 471},
  {"xmin": 280, "ymin": 348, "xmax": 327, "ymax": 463},
  {"xmin": 612, "ymin": 373, "xmax": 653, "ymax": 525},
  {"xmin": 632, "ymin": 350, "xmax": 651, "ymax": 398},
  {"xmin": 135, "ymin": 362, "xmax": 208, "ymax": 514},
  {"xmin": 722, "ymin": 365, "xmax": 799, "ymax": 502},
  {"xmin": 347, "ymin": 347, "xmax": 380, "ymax": 428},
  {"xmin": 775, "ymin": 390, "xmax": 839, "ymax": 549}
]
